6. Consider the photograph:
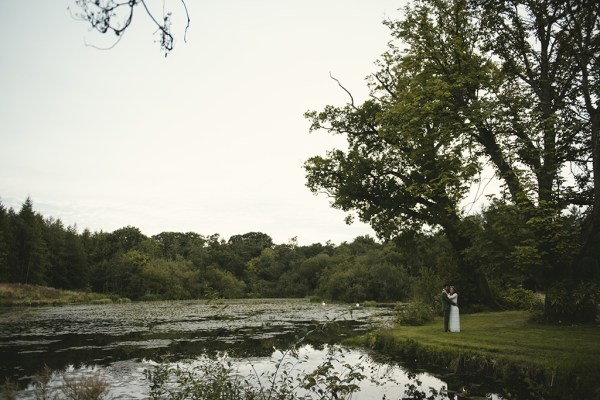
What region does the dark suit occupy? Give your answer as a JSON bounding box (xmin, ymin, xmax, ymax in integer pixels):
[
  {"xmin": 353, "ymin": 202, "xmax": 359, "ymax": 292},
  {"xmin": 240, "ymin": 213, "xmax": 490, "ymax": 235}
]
[{"xmin": 441, "ymin": 290, "xmax": 456, "ymax": 332}]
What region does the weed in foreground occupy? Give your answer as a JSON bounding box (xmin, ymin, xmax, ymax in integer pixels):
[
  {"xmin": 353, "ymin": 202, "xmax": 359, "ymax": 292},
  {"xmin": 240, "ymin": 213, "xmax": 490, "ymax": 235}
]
[
  {"xmin": 145, "ymin": 345, "xmax": 370, "ymax": 400},
  {"xmin": 4, "ymin": 365, "xmax": 112, "ymax": 400}
]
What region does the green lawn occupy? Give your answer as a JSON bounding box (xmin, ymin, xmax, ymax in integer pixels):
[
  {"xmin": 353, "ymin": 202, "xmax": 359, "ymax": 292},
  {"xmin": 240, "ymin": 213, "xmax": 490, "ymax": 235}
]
[
  {"xmin": 386, "ymin": 311, "xmax": 598, "ymax": 365},
  {"xmin": 367, "ymin": 311, "xmax": 600, "ymax": 398}
]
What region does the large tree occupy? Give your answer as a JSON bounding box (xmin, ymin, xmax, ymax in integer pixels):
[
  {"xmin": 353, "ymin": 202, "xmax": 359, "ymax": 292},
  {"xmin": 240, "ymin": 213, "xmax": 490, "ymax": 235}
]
[
  {"xmin": 474, "ymin": 0, "xmax": 600, "ymax": 319},
  {"xmin": 305, "ymin": 0, "xmax": 496, "ymax": 306},
  {"xmin": 305, "ymin": 0, "xmax": 599, "ymax": 318},
  {"xmin": 559, "ymin": 0, "xmax": 600, "ymax": 276}
]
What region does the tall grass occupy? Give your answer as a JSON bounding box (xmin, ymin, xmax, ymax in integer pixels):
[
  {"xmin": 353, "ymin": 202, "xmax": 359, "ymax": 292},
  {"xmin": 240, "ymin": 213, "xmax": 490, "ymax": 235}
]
[
  {"xmin": 0, "ymin": 364, "xmax": 111, "ymax": 400},
  {"xmin": 0, "ymin": 283, "xmax": 119, "ymax": 306}
]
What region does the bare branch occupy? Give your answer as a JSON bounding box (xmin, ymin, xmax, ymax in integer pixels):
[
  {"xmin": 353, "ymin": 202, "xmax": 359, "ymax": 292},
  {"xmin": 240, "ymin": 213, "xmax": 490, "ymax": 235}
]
[
  {"xmin": 83, "ymin": 33, "xmax": 125, "ymax": 51},
  {"xmin": 72, "ymin": 0, "xmax": 190, "ymax": 56},
  {"xmin": 329, "ymin": 72, "xmax": 356, "ymax": 109},
  {"xmin": 180, "ymin": 0, "xmax": 191, "ymax": 43}
]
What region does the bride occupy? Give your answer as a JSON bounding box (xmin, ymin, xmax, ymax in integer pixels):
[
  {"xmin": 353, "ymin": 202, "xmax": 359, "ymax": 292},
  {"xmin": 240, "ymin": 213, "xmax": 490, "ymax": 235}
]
[{"xmin": 448, "ymin": 286, "xmax": 460, "ymax": 332}]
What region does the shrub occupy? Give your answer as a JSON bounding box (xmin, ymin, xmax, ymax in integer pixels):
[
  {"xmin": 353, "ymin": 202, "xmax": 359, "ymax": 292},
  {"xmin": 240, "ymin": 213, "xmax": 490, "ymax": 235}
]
[
  {"xmin": 543, "ymin": 282, "xmax": 599, "ymax": 323},
  {"xmin": 90, "ymin": 298, "xmax": 113, "ymax": 305},
  {"xmin": 29, "ymin": 365, "xmax": 111, "ymax": 400},
  {"xmin": 500, "ymin": 288, "xmax": 543, "ymax": 311},
  {"xmin": 62, "ymin": 375, "xmax": 110, "ymax": 400},
  {"xmin": 410, "ymin": 268, "xmax": 444, "ymax": 310},
  {"xmin": 395, "ymin": 301, "xmax": 436, "ymax": 326}
]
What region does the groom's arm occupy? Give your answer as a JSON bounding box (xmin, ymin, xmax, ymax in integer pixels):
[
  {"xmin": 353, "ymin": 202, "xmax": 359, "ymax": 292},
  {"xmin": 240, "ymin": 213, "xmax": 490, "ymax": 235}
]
[
  {"xmin": 442, "ymin": 292, "xmax": 456, "ymax": 306},
  {"xmin": 444, "ymin": 293, "xmax": 457, "ymax": 306}
]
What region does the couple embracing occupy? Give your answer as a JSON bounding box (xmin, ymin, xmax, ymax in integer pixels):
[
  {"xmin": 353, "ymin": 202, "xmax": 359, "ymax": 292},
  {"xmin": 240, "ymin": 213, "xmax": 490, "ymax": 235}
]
[{"xmin": 441, "ymin": 284, "xmax": 460, "ymax": 332}]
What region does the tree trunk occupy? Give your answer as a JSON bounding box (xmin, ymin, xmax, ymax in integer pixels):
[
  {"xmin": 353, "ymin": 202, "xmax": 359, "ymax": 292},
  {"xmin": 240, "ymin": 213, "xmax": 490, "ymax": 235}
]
[
  {"xmin": 441, "ymin": 214, "xmax": 499, "ymax": 309},
  {"xmin": 574, "ymin": 110, "xmax": 600, "ymax": 280}
]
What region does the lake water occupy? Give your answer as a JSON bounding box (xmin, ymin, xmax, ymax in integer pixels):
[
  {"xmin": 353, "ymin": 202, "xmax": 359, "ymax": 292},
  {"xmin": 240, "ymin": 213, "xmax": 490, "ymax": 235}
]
[{"xmin": 0, "ymin": 299, "xmax": 501, "ymax": 399}]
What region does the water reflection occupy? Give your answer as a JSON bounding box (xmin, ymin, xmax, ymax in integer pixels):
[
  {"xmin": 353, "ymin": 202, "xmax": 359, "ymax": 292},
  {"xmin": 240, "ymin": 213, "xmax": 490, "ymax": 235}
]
[
  {"xmin": 0, "ymin": 300, "xmax": 391, "ymax": 383},
  {"xmin": 14, "ymin": 346, "xmax": 451, "ymax": 400},
  {"xmin": 0, "ymin": 299, "xmax": 502, "ymax": 399}
]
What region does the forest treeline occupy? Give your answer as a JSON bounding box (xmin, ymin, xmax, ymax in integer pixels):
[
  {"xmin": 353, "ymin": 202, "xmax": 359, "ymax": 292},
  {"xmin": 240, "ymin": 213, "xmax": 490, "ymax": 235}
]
[
  {"xmin": 0, "ymin": 198, "xmax": 417, "ymax": 302},
  {"xmin": 0, "ymin": 197, "xmax": 592, "ymax": 312}
]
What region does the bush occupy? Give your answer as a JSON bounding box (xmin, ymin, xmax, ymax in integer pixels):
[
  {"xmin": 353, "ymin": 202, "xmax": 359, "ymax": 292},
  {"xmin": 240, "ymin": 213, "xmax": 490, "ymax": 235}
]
[
  {"xmin": 543, "ymin": 282, "xmax": 599, "ymax": 323},
  {"xmin": 410, "ymin": 267, "xmax": 444, "ymax": 310},
  {"xmin": 28, "ymin": 364, "xmax": 111, "ymax": 400},
  {"xmin": 62, "ymin": 375, "xmax": 110, "ymax": 400},
  {"xmin": 500, "ymin": 288, "xmax": 543, "ymax": 311},
  {"xmin": 395, "ymin": 301, "xmax": 436, "ymax": 326}
]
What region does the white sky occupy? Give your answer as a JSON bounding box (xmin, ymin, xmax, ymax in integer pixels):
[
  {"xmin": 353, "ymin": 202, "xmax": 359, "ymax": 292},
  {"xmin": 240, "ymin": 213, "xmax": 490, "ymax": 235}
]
[{"xmin": 0, "ymin": 0, "xmax": 411, "ymax": 245}]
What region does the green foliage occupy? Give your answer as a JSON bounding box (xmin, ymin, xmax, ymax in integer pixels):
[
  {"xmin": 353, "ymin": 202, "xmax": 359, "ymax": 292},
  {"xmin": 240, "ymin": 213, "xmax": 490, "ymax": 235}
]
[
  {"xmin": 304, "ymin": 0, "xmax": 600, "ymax": 316},
  {"xmin": 316, "ymin": 239, "xmax": 412, "ymax": 303},
  {"xmin": 498, "ymin": 288, "xmax": 543, "ymax": 312},
  {"xmin": 317, "ymin": 260, "xmax": 411, "ymax": 304},
  {"xmin": 395, "ymin": 301, "xmax": 436, "ymax": 326},
  {"xmin": 543, "ymin": 282, "xmax": 599, "ymax": 324},
  {"xmin": 146, "ymin": 357, "xmax": 252, "ymax": 400},
  {"xmin": 135, "ymin": 259, "xmax": 201, "ymax": 300},
  {"xmin": 204, "ymin": 267, "xmax": 246, "ymax": 299},
  {"xmin": 151, "ymin": 232, "xmax": 206, "ymax": 260},
  {"xmin": 0, "ymin": 283, "xmax": 114, "ymax": 306},
  {"xmin": 14, "ymin": 198, "xmax": 50, "ymax": 286},
  {"xmin": 402, "ymin": 371, "xmax": 443, "ymax": 400},
  {"xmin": 145, "ymin": 346, "xmax": 366, "ymax": 400},
  {"xmin": 299, "ymin": 347, "xmax": 366, "ymax": 400},
  {"xmin": 0, "ymin": 195, "xmax": 595, "ymax": 325},
  {"xmin": 410, "ymin": 267, "xmax": 445, "ymax": 310},
  {"xmin": 463, "ymin": 202, "xmax": 541, "ymax": 288}
]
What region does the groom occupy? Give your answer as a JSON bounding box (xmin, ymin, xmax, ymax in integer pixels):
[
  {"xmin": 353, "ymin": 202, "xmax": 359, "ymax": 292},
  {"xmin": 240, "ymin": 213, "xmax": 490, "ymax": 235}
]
[{"xmin": 441, "ymin": 284, "xmax": 457, "ymax": 332}]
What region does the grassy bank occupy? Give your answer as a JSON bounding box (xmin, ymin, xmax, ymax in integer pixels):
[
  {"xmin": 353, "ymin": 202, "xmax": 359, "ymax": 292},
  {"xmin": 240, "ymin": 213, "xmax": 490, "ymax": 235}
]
[
  {"xmin": 0, "ymin": 283, "xmax": 122, "ymax": 306},
  {"xmin": 360, "ymin": 311, "xmax": 600, "ymax": 399}
]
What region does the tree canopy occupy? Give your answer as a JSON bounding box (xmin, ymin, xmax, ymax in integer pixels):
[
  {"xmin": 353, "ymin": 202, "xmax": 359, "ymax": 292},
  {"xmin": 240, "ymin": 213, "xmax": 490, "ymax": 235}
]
[{"xmin": 304, "ymin": 0, "xmax": 600, "ymax": 321}]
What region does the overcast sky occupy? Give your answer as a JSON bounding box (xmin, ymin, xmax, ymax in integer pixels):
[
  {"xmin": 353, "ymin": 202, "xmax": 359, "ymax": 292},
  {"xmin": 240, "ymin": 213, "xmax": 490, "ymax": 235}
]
[{"xmin": 0, "ymin": 0, "xmax": 413, "ymax": 245}]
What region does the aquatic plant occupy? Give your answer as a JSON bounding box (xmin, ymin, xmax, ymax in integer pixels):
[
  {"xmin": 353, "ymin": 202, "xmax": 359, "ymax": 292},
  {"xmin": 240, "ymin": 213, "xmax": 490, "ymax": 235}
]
[
  {"xmin": 145, "ymin": 345, "xmax": 368, "ymax": 399},
  {"xmin": 8, "ymin": 364, "xmax": 113, "ymax": 400}
]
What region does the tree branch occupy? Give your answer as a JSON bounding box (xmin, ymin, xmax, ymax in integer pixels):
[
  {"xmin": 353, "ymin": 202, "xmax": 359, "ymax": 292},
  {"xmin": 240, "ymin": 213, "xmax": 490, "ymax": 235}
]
[{"xmin": 329, "ymin": 72, "xmax": 356, "ymax": 109}]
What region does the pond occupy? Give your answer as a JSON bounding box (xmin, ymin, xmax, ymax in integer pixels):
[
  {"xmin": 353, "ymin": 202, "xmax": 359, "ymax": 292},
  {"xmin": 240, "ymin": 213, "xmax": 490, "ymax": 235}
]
[{"xmin": 0, "ymin": 299, "xmax": 502, "ymax": 399}]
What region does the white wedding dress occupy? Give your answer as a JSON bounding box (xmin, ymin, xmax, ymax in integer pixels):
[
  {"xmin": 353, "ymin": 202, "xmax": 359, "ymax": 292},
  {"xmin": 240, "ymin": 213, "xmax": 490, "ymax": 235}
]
[{"xmin": 448, "ymin": 293, "xmax": 460, "ymax": 332}]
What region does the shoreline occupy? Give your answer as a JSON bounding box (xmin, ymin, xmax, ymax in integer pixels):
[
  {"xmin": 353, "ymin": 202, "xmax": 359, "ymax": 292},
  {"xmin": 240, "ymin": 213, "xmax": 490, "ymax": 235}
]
[
  {"xmin": 0, "ymin": 283, "xmax": 121, "ymax": 307},
  {"xmin": 351, "ymin": 311, "xmax": 600, "ymax": 399}
]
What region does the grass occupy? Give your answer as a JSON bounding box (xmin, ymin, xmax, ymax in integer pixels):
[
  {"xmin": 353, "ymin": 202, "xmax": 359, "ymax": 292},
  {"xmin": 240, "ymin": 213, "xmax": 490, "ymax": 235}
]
[
  {"xmin": 359, "ymin": 311, "xmax": 600, "ymax": 399},
  {"xmin": 0, "ymin": 283, "xmax": 120, "ymax": 306}
]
